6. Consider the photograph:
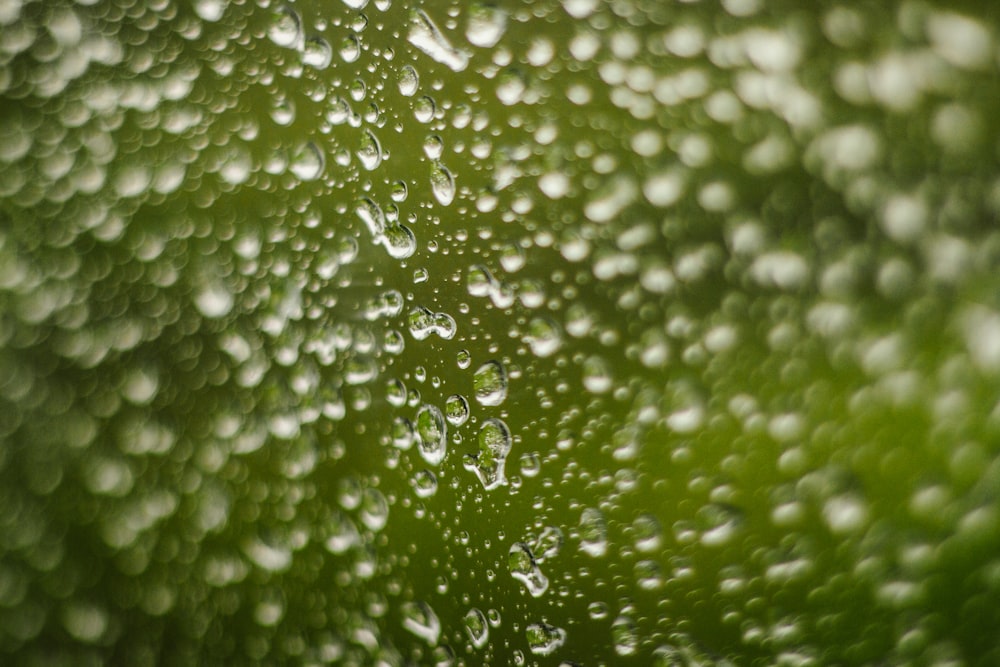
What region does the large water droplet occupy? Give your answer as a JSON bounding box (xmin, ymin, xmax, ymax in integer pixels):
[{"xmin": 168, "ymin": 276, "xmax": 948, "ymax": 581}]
[
  {"xmin": 303, "ymin": 35, "xmax": 333, "ymax": 69},
  {"xmin": 579, "ymin": 507, "xmax": 608, "ymax": 557},
  {"xmin": 416, "ymin": 404, "xmax": 447, "ymax": 466},
  {"xmin": 289, "ymin": 142, "xmax": 324, "ymax": 181},
  {"xmin": 407, "ymin": 9, "xmax": 469, "ymax": 72},
  {"xmin": 464, "ymin": 418, "xmax": 512, "ymax": 490},
  {"xmin": 466, "ymin": 4, "xmax": 507, "ymax": 48},
  {"xmin": 398, "ymin": 64, "xmax": 419, "ymax": 96},
  {"xmin": 526, "ymin": 622, "xmax": 566, "ymax": 655},
  {"xmin": 473, "ymin": 360, "xmax": 508, "ymax": 406},
  {"xmin": 401, "ymin": 601, "xmax": 441, "ymax": 645},
  {"xmin": 464, "ymin": 607, "xmax": 489, "ymax": 649},
  {"xmin": 509, "ymin": 542, "xmax": 549, "ymax": 597},
  {"xmin": 430, "ymin": 161, "xmax": 456, "ymax": 206},
  {"xmin": 357, "ymin": 129, "xmax": 383, "ymax": 170},
  {"xmin": 268, "ymin": 5, "xmax": 303, "ymax": 48}
]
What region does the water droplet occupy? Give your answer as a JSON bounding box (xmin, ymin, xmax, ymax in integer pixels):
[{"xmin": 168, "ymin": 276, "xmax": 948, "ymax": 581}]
[
  {"xmin": 415, "ymin": 95, "xmax": 436, "ymax": 123},
  {"xmin": 408, "ymin": 9, "xmax": 469, "ymax": 72},
  {"xmin": 359, "ymin": 488, "xmax": 389, "ymax": 532},
  {"xmin": 526, "ymin": 622, "xmax": 566, "ymax": 655},
  {"xmin": 268, "ymin": 5, "xmax": 303, "ymax": 48},
  {"xmin": 579, "ymin": 508, "xmax": 608, "ymax": 557},
  {"xmin": 194, "ymin": 0, "xmax": 226, "ymax": 22},
  {"xmin": 398, "ymin": 64, "xmax": 419, "ymax": 96},
  {"xmin": 416, "ymin": 404, "xmax": 447, "ymax": 466},
  {"xmin": 612, "ymin": 613, "xmax": 640, "ymax": 656},
  {"xmin": 413, "ymin": 469, "xmax": 438, "ymax": 498},
  {"xmin": 524, "ymin": 317, "xmax": 562, "ymax": 357},
  {"xmin": 532, "ymin": 526, "xmax": 564, "ymax": 562},
  {"xmin": 303, "ymin": 35, "xmax": 332, "ymax": 69},
  {"xmin": 391, "ymin": 180, "xmax": 408, "ymax": 202},
  {"xmin": 582, "ymin": 355, "xmax": 613, "ymax": 394},
  {"xmin": 324, "ymin": 511, "xmax": 360, "ymax": 554},
  {"xmin": 445, "ymin": 394, "xmax": 470, "ymax": 426},
  {"xmin": 509, "ymin": 542, "xmax": 549, "ymax": 597},
  {"xmin": 195, "ymin": 283, "xmax": 234, "ymax": 319},
  {"xmin": 467, "ymin": 4, "xmax": 507, "ymax": 48},
  {"xmin": 271, "ymin": 96, "xmax": 295, "ymax": 126},
  {"xmin": 464, "ymin": 607, "xmax": 489, "ymax": 649},
  {"xmin": 339, "ymin": 34, "xmax": 361, "ymax": 63},
  {"xmin": 473, "ymin": 360, "xmax": 508, "ymax": 406},
  {"xmin": 401, "ymin": 601, "xmax": 441, "ymax": 645},
  {"xmin": 408, "ymin": 306, "xmax": 457, "ymax": 340},
  {"xmin": 632, "ymin": 514, "xmax": 662, "ymax": 553},
  {"xmin": 289, "ymin": 142, "xmax": 324, "ymax": 181},
  {"xmin": 430, "ymin": 161, "xmax": 456, "ymax": 206},
  {"xmin": 357, "ymin": 129, "xmax": 383, "ymax": 170},
  {"xmin": 382, "ymin": 223, "xmax": 416, "ymax": 259},
  {"xmin": 464, "ymin": 418, "xmax": 512, "ymax": 490}
]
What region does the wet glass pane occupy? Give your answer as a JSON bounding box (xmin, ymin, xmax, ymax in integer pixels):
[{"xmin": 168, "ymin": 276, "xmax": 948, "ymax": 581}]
[{"xmin": 2, "ymin": 0, "xmax": 1000, "ymax": 664}]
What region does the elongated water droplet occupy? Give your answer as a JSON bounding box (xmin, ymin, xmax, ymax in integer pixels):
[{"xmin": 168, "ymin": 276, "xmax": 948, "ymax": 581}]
[
  {"xmin": 509, "ymin": 542, "xmax": 549, "ymax": 597},
  {"xmin": 408, "ymin": 9, "xmax": 469, "ymax": 72},
  {"xmin": 579, "ymin": 507, "xmax": 608, "ymax": 557},
  {"xmin": 526, "ymin": 622, "xmax": 566, "ymax": 655},
  {"xmin": 268, "ymin": 5, "xmax": 302, "ymax": 48},
  {"xmin": 401, "ymin": 601, "xmax": 441, "ymax": 646},
  {"xmin": 357, "ymin": 129, "xmax": 383, "ymax": 171},
  {"xmin": 464, "ymin": 607, "xmax": 489, "ymax": 649}
]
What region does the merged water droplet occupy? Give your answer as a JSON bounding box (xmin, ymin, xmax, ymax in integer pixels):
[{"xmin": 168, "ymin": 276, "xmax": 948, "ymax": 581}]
[
  {"xmin": 509, "ymin": 542, "xmax": 549, "ymax": 597},
  {"xmin": 464, "ymin": 418, "xmax": 512, "ymax": 490},
  {"xmin": 526, "ymin": 622, "xmax": 566, "ymax": 656}
]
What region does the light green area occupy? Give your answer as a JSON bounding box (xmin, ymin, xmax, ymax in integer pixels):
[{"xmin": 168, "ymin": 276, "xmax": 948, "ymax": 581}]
[{"xmin": 3, "ymin": 0, "xmax": 1000, "ymax": 665}]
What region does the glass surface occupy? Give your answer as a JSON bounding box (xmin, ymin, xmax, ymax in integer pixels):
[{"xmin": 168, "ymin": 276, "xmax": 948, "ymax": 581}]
[{"xmin": 2, "ymin": 0, "xmax": 1000, "ymax": 664}]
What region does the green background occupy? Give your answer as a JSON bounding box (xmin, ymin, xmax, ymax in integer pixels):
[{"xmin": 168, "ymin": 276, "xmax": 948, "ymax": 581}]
[{"xmin": 2, "ymin": 0, "xmax": 1000, "ymax": 664}]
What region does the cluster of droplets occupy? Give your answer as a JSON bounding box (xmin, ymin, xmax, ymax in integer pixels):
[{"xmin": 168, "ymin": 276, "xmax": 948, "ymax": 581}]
[{"xmin": 5, "ymin": 0, "xmax": 1000, "ymax": 664}]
